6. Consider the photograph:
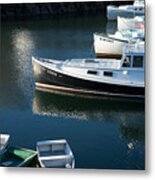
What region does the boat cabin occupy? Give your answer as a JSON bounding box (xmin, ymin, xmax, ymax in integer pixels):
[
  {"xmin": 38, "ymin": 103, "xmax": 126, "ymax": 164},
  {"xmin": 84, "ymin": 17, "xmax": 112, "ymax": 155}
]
[
  {"xmin": 121, "ymin": 43, "xmax": 144, "ymax": 69},
  {"xmin": 121, "ymin": 53, "xmax": 144, "ymax": 69}
]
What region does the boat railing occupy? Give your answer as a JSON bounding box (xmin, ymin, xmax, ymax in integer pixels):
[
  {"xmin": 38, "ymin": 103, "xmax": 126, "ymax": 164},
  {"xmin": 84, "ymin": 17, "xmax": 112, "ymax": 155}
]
[
  {"xmin": 32, "ymin": 56, "xmax": 55, "ymax": 64},
  {"xmin": 64, "ymin": 58, "xmax": 121, "ymax": 70}
]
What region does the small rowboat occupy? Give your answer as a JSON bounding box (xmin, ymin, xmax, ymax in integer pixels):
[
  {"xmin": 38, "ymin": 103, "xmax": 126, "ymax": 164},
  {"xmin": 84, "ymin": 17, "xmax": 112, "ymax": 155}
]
[
  {"xmin": 37, "ymin": 139, "xmax": 75, "ymax": 168},
  {"xmin": 0, "ymin": 146, "xmax": 37, "ymax": 167}
]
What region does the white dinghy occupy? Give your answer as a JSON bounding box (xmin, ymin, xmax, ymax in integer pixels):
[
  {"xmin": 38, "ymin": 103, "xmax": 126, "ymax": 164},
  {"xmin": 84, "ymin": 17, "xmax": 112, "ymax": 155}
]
[
  {"xmin": 37, "ymin": 139, "xmax": 75, "ymax": 168},
  {"xmin": 0, "ymin": 134, "xmax": 10, "ymax": 156}
]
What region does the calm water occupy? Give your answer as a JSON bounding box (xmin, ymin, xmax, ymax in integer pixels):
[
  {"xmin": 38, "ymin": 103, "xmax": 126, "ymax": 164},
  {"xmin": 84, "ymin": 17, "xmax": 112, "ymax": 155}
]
[{"xmin": 0, "ymin": 14, "xmax": 144, "ymax": 169}]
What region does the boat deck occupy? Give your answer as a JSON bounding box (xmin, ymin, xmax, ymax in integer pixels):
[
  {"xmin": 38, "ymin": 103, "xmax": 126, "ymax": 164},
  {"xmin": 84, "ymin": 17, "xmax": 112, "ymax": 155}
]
[
  {"xmin": 35, "ymin": 57, "xmax": 122, "ymax": 70},
  {"xmin": 63, "ymin": 58, "xmax": 121, "ymax": 70}
]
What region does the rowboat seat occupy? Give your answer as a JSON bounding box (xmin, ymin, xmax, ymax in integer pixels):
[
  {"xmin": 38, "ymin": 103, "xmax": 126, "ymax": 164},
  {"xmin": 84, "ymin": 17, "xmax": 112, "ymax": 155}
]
[{"xmin": 39, "ymin": 150, "xmax": 65, "ymax": 157}]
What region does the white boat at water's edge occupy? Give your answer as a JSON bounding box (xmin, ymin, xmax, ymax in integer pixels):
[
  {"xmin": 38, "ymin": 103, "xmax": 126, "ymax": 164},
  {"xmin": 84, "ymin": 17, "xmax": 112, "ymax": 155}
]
[
  {"xmin": 93, "ymin": 32, "xmax": 127, "ymax": 58},
  {"xmin": 93, "ymin": 29, "xmax": 144, "ymax": 58},
  {"xmin": 37, "ymin": 139, "xmax": 75, "ymax": 168}
]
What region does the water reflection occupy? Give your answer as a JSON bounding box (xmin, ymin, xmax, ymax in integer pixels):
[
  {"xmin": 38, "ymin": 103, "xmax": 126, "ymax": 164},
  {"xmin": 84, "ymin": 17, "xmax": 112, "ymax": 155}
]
[
  {"xmin": 0, "ymin": 27, "xmax": 36, "ymax": 109},
  {"xmin": 11, "ymin": 29, "xmax": 35, "ymax": 97},
  {"xmin": 32, "ymin": 90, "xmax": 144, "ymax": 150},
  {"xmin": 33, "ymin": 90, "xmax": 144, "ymax": 120}
]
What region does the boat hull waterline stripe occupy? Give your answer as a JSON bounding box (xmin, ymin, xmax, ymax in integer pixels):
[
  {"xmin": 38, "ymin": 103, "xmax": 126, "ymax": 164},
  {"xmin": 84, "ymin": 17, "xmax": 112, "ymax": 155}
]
[{"xmin": 35, "ymin": 82, "xmax": 144, "ymax": 99}]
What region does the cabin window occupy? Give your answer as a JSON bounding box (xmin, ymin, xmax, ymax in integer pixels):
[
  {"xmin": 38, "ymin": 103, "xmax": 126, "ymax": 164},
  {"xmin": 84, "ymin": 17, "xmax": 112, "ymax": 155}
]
[
  {"xmin": 103, "ymin": 71, "xmax": 113, "ymax": 77},
  {"xmin": 133, "ymin": 56, "xmax": 143, "ymax": 68},
  {"xmin": 122, "ymin": 56, "xmax": 131, "ymax": 67},
  {"xmin": 87, "ymin": 70, "xmax": 98, "ymax": 75}
]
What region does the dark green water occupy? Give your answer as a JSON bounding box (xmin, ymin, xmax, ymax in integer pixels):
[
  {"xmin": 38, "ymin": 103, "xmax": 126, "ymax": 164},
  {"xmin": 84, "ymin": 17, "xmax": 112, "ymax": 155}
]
[{"xmin": 0, "ymin": 14, "xmax": 144, "ymax": 169}]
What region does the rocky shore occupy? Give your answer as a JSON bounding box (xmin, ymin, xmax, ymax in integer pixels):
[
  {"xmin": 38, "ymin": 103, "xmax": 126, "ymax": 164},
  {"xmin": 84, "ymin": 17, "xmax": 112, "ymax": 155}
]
[{"xmin": 1, "ymin": 1, "xmax": 134, "ymax": 21}]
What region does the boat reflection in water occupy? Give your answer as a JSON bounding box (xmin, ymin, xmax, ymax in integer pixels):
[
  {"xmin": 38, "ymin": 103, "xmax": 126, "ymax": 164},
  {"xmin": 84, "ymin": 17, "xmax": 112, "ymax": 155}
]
[
  {"xmin": 32, "ymin": 88, "xmax": 144, "ymax": 119},
  {"xmin": 32, "ymin": 89, "xmax": 144, "ymax": 151}
]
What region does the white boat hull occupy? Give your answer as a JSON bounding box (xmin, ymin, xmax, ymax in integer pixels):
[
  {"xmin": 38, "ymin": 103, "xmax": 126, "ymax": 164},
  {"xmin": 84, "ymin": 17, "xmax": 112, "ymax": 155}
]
[
  {"xmin": 32, "ymin": 54, "xmax": 144, "ymax": 99},
  {"xmin": 93, "ymin": 33, "xmax": 128, "ymax": 58}
]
